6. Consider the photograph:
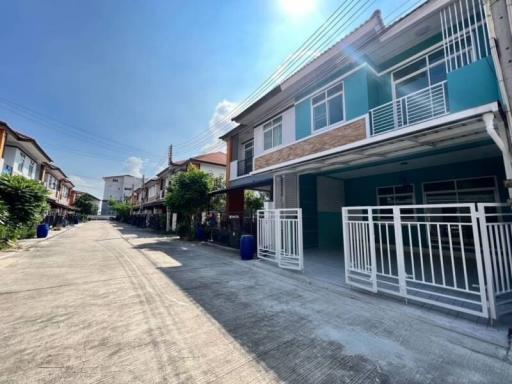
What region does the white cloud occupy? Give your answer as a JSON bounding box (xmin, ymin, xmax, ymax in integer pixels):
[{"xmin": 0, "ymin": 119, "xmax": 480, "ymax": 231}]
[
  {"xmin": 203, "ymin": 99, "xmax": 237, "ymax": 153},
  {"xmin": 124, "ymin": 156, "xmax": 145, "ymax": 178},
  {"xmin": 69, "ymin": 175, "xmax": 104, "ymax": 199}
]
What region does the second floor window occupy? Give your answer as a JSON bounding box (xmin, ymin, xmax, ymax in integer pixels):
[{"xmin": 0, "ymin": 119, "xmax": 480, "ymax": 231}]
[
  {"xmin": 17, "ymin": 152, "xmax": 26, "ymax": 172},
  {"xmin": 263, "ymin": 116, "xmax": 282, "ymax": 150},
  {"xmin": 393, "ymin": 48, "xmax": 446, "ymax": 98},
  {"xmin": 28, "ymin": 160, "xmax": 35, "ymax": 177},
  {"xmin": 46, "ymin": 175, "xmax": 57, "ymax": 190},
  {"xmin": 312, "ymin": 82, "xmax": 344, "ymax": 131}
]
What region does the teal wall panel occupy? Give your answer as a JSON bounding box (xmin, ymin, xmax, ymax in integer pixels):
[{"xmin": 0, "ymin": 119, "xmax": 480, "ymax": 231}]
[
  {"xmin": 318, "ymin": 212, "xmax": 342, "ymax": 249},
  {"xmin": 368, "ymin": 72, "xmax": 392, "ymax": 108},
  {"xmin": 299, "ymin": 174, "xmax": 318, "ymax": 248},
  {"xmin": 447, "ymin": 57, "xmax": 500, "ymax": 112},
  {"xmin": 295, "ymin": 99, "xmax": 311, "ymax": 140},
  {"xmin": 344, "ymin": 69, "xmax": 369, "ymax": 120}
]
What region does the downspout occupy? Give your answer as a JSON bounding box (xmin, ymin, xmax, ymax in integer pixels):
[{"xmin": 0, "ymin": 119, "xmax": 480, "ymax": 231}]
[
  {"xmin": 483, "ymin": 113, "xmax": 512, "ymax": 198},
  {"xmin": 507, "ymin": 0, "xmax": 512, "ymax": 34},
  {"xmin": 484, "ymin": 0, "xmax": 512, "ymax": 141}
]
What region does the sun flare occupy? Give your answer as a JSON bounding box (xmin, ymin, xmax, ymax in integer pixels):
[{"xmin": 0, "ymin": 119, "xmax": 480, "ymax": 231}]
[{"xmin": 279, "ymin": 0, "xmax": 317, "ymax": 18}]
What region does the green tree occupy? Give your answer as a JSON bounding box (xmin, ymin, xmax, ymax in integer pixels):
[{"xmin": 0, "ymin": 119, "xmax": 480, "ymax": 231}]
[
  {"xmin": 166, "ymin": 166, "xmax": 210, "ymax": 237},
  {"xmin": 245, "ymin": 190, "xmax": 264, "ymax": 218},
  {"xmin": 0, "ymin": 175, "xmax": 49, "ymax": 241},
  {"xmin": 108, "ymin": 199, "xmax": 133, "ymax": 221},
  {"xmin": 75, "ymin": 194, "xmax": 97, "ymax": 216},
  {"xmin": 209, "ymin": 174, "xmax": 226, "ymax": 212}
]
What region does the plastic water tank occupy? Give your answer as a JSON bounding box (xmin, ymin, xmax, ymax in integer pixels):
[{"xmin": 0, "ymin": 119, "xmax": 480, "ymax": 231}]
[
  {"xmin": 240, "ymin": 235, "xmax": 255, "ymax": 260},
  {"xmin": 36, "ymin": 224, "xmax": 49, "ymax": 239}
]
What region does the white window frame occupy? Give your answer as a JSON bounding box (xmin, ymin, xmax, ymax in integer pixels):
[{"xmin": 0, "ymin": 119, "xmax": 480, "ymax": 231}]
[
  {"xmin": 376, "ymin": 184, "xmax": 416, "ymax": 206},
  {"xmin": 28, "ymin": 160, "xmax": 35, "ymax": 178},
  {"xmin": 422, "ymin": 176, "xmax": 498, "ymax": 204},
  {"xmin": 46, "ymin": 174, "xmax": 58, "ymax": 190},
  {"xmin": 17, "ymin": 152, "xmax": 26, "ymax": 172},
  {"xmin": 310, "ymin": 81, "xmax": 345, "ymax": 133},
  {"xmin": 391, "ymin": 47, "xmax": 447, "ymax": 100},
  {"xmin": 263, "ymin": 116, "xmax": 283, "ymax": 151}
]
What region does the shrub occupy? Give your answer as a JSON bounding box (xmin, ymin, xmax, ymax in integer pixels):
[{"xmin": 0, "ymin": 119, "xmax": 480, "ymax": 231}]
[{"xmin": 0, "ymin": 175, "xmax": 48, "ymax": 243}]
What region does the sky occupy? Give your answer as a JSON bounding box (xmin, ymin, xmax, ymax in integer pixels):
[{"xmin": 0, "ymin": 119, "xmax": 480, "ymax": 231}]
[{"xmin": 0, "ymin": 0, "xmax": 416, "ymax": 198}]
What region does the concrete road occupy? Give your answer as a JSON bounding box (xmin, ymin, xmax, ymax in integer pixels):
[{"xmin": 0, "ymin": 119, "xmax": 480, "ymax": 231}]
[{"xmin": 0, "ymin": 222, "xmax": 511, "ymax": 384}]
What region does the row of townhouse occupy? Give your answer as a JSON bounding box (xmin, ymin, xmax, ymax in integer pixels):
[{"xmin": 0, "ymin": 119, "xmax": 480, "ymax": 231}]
[
  {"xmin": 102, "ymin": 151, "xmax": 226, "ymax": 222},
  {"xmin": 218, "ymin": 0, "xmax": 512, "ymax": 320},
  {"xmin": 0, "ymin": 120, "xmax": 99, "ymax": 217}
]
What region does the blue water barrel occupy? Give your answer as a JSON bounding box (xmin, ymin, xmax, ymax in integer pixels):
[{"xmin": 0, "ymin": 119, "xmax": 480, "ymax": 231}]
[
  {"xmin": 36, "ymin": 224, "xmax": 49, "ymax": 238},
  {"xmin": 240, "ymin": 235, "xmax": 255, "ymax": 260}
]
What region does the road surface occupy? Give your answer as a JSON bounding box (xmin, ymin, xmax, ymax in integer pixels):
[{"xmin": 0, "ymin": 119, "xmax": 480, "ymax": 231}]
[{"xmin": 0, "ymin": 221, "xmax": 511, "ymax": 383}]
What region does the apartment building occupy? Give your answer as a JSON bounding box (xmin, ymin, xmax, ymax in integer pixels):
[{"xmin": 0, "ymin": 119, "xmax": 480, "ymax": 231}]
[{"xmin": 101, "ymin": 174, "xmax": 142, "ymax": 215}]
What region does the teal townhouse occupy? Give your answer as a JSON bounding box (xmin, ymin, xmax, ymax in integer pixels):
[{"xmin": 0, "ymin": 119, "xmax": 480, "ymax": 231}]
[{"xmin": 221, "ymin": 0, "xmax": 512, "ymax": 320}]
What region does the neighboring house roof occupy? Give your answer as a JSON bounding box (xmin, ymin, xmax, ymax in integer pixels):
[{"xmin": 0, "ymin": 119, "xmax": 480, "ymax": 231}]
[
  {"xmin": 0, "ymin": 121, "xmax": 53, "ymax": 162},
  {"xmin": 190, "ymin": 151, "xmax": 227, "ymax": 166},
  {"xmin": 44, "ymin": 162, "xmax": 69, "ymax": 180},
  {"xmin": 74, "ymin": 190, "xmax": 101, "ymax": 202}
]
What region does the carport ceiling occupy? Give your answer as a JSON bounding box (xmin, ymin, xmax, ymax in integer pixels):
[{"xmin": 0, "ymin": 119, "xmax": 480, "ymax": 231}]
[{"xmin": 291, "ymin": 116, "xmax": 491, "ymax": 177}]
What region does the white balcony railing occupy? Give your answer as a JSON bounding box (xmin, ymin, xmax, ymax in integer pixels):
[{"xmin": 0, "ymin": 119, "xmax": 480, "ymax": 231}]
[{"xmin": 369, "ymin": 81, "xmax": 448, "ymax": 136}]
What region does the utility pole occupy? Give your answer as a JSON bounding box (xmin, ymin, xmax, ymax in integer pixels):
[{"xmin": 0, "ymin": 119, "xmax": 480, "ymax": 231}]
[
  {"xmin": 485, "ymin": 0, "xmax": 512, "ymax": 198},
  {"xmin": 166, "ymin": 144, "xmax": 173, "ymax": 232},
  {"xmin": 139, "ymin": 174, "xmax": 145, "ymax": 213}
]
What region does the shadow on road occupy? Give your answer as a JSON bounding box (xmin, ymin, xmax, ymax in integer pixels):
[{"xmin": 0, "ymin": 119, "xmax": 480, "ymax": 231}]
[{"xmin": 112, "ymin": 223, "xmax": 392, "ymax": 384}]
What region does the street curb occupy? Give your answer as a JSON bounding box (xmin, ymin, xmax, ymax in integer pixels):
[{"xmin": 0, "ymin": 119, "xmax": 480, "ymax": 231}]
[{"xmin": 0, "ymin": 224, "xmax": 78, "ymax": 260}]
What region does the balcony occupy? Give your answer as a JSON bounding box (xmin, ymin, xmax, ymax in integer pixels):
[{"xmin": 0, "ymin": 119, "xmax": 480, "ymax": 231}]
[
  {"xmin": 230, "ymin": 157, "xmax": 253, "ymax": 179},
  {"xmin": 369, "ymin": 81, "xmax": 448, "ymax": 136}
]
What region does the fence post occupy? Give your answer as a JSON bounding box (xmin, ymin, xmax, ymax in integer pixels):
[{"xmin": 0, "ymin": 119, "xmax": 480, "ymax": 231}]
[
  {"xmin": 393, "ymin": 207, "xmax": 407, "ymax": 297},
  {"xmin": 476, "ymin": 203, "xmax": 497, "ymax": 320},
  {"xmin": 275, "ymin": 210, "xmax": 281, "ymax": 264},
  {"xmin": 297, "ymin": 209, "xmax": 304, "ymax": 271},
  {"xmin": 367, "ymin": 208, "xmax": 378, "ymax": 292},
  {"xmin": 342, "ymin": 207, "xmax": 350, "ymax": 285}
]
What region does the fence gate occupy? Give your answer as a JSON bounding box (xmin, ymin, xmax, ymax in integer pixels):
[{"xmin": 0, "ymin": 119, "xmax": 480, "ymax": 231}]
[
  {"xmin": 256, "ymin": 209, "xmax": 303, "ymax": 271},
  {"xmin": 343, "ymin": 204, "xmax": 491, "ymax": 318}
]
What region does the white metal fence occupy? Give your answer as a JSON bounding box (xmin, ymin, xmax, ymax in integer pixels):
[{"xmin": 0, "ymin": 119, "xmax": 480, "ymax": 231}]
[
  {"xmin": 343, "ymin": 204, "xmax": 493, "ymax": 318},
  {"xmin": 440, "ymin": 0, "xmax": 490, "ymax": 73},
  {"xmin": 477, "ymin": 204, "xmax": 512, "ymax": 318},
  {"xmin": 369, "ymin": 81, "xmax": 448, "ymax": 135},
  {"xmin": 256, "ymin": 209, "xmax": 303, "ymax": 271}
]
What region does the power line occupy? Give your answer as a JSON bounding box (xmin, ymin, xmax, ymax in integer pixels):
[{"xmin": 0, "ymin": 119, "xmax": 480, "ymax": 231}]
[
  {"xmin": 171, "ymin": 0, "xmax": 374, "ymax": 156},
  {"xmin": 0, "ymin": 97, "xmax": 155, "ymax": 157},
  {"xmin": 171, "ymin": 0, "xmax": 370, "ymax": 151},
  {"xmin": 171, "ymin": 0, "xmax": 425, "ymax": 158}
]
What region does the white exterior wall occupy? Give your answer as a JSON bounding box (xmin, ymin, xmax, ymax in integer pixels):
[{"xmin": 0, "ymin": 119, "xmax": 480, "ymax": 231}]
[
  {"xmin": 148, "ymin": 184, "xmax": 157, "ymax": 199},
  {"xmin": 254, "ymin": 107, "xmax": 295, "ymax": 158},
  {"xmin": 200, "ymin": 163, "xmax": 225, "ymax": 179},
  {"xmin": 102, "ymin": 175, "xmax": 142, "ymax": 202}
]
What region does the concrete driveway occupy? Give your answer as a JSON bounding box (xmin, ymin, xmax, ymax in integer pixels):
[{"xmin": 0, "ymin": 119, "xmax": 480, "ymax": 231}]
[{"xmin": 0, "ymin": 221, "xmax": 511, "ymax": 383}]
